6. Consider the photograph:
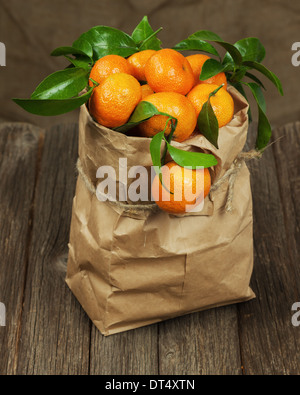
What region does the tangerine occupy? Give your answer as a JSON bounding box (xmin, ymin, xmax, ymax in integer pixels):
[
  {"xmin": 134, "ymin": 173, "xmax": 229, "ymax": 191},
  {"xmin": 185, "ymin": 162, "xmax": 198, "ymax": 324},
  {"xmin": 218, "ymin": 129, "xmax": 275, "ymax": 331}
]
[
  {"xmin": 139, "ymin": 92, "xmax": 197, "ymax": 142},
  {"xmin": 127, "ymin": 50, "xmax": 156, "ymax": 82},
  {"xmin": 186, "ymin": 54, "xmax": 228, "ymax": 89},
  {"xmin": 89, "ymin": 54, "xmax": 133, "ymax": 87},
  {"xmin": 187, "ymin": 83, "xmax": 234, "ymax": 128},
  {"xmin": 89, "ymin": 73, "xmax": 142, "ymax": 128},
  {"xmin": 144, "ymin": 49, "xmax": 194, "ymax": 95},
  {"xmin": 152, "ymin": 161, "xmax": 211, "ymax": 214}
]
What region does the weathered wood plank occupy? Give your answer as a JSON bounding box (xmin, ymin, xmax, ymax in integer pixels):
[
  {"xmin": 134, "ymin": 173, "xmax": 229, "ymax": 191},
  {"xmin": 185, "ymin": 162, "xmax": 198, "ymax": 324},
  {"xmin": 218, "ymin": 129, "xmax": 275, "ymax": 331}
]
[
  {"xmin": 237, "ymin": 124, "xmax": 300, "ymax": 375},
  {"xmin": 15, "ymin": 124, "xmax": 91, "ymax": 375},
  {"xmin": 89, "ymin": 325, "xmax": 159, "ymax": 375},
  {"xmin": 158, "ymin": 306, "xmax": 242, "ymax": 375},
  {"xmin": 0, "ymin": 123, "xmax": 43, "ymax": 375},
  {"xmin": 272, "ymin": 123, "xmax": 300, "ymax": 283}
]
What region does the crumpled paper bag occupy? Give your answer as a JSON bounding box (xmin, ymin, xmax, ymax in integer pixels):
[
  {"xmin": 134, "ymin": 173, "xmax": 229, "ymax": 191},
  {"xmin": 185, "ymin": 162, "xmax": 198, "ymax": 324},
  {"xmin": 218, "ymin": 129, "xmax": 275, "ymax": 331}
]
[{"xmin": 66, "ymin": 86, "xmax": 255, "ymax": 336}]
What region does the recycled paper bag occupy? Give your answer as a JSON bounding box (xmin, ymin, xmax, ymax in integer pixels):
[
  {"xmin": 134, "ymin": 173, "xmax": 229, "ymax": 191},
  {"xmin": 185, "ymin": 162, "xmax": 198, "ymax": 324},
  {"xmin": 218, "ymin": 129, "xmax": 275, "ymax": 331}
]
[{"xmin": 66, "ymin": 86, "xmax": 255, "ymax": 336}]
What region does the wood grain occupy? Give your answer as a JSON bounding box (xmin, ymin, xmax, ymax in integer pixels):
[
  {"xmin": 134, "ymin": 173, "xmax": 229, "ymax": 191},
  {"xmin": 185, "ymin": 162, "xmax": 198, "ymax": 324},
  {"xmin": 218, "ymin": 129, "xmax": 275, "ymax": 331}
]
[
  {"xmin": 89, "ymin": 324, "xmax": 159, "ymax": 375},
  {"xmin": 14, "ymin": 124, "xmax": 91, "ymax": 375},
  {"xmin": 237, "ymin": 123, "xmax": 300, "ymax": 375},
  {"xmin": 0, "ymin": 123, "xmax": 44, "ymax": 374},
  {"xmin": 272, "ymin": 123, "xmax": 300, "ymax": 283},
  {"xmin": 158, "ymin": 306, "xmax": 242, "ymax": 375}
]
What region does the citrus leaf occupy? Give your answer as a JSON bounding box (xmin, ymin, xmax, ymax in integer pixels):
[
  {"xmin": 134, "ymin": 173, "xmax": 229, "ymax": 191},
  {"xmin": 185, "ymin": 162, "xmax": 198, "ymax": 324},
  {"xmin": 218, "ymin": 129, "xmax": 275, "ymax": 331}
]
[
  {"xmin": 247, "ymin": 82, "xmax": 266, "ymax": 112},
  {"xmin": 245, "ymin": 71, "xmax": 266, "ymax": 90},
  {"xmin": 64, "ymin": 55, "xmax": 92, "ymax": 71},
  {"xmin": 165, "ymin": 142, "xmax": 218, "ymax": 169},
  {"xmin": 222, "ymin": 52, "xmax": 235, "ymax": 66},
  {"xmin": 189, "ymin": 30, "xmax": 223, "ymax": 42},
  {"xmin": 197, "ymin": 98, "xmax": 219, "ymax": 149},
  {"xmin": 150, "ymin": 130, "xmax": 165, "ymax": 173},
  {"xmin": 243, "ymin": 61, "xmax": 283, "ymax": 95},
  {"xmin": 115, "ymin": 101, "xmax": 176, "ymax": 134},
  {"xmin": 30, "ymin": 67, "xmax": 90, "ymax": 100},
  {"xmin": 255, "ymin": 108, "xmax": 272, "ymax": 150},
  {"xmin": 189, "ymin": 31, "xmax": 243, "ymax": 65},
  {"xmin": 51, "ymin": 46, "xmax": 92, "ymax": 60},
  {"xmin": 234, "ymin": 37, "xmax": 266, "ymax": 63},
  {"xmin": 200, "ymin": 58, "xmax": 232, "ymax": 80},
  {"xmin": 72, "ymin": 37, "xmax": 93, "ymax": 58},
  {"xmin": 216, "ymin": 42, "xmax": 243, "ymax": 66},
  {"xmin": 244, "ymin": 82, "xmax": 272, "ymax": 150},
  {"xmin": 132, "ymin": 16, "xmax": 162, "ymax": 50},
  {"xmin": 231, "ymin": 81, "xmax": 253, "ymax": 122},
  {"xmin": 13, "ymin": 87, "xmax": 94, "ymax": 116},
  {"xmin": 173, "ymin": 39, "xmax": 220, "ymax": 57},
  {"xmin": 114, "ymin": 101, "xmax": 161, "ymax": 133},
  {"xmin": 78, "ymin": 26, "xmax": 138, "ymax": 60}
]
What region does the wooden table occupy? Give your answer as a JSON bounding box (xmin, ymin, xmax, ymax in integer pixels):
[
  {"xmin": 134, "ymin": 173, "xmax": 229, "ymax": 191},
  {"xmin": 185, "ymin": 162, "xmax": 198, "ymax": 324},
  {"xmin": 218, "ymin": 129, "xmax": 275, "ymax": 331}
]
[{"xmin": 0, "ymin": 121, "xmax": 299, "ymax": 375}]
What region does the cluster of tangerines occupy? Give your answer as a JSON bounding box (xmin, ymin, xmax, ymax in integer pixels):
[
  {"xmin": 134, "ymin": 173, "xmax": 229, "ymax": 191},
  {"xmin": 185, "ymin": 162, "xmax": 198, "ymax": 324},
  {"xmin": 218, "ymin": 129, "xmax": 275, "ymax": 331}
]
[{"xmin": 88, "ymin": 48, "xmax": 234, "ymax": 214}]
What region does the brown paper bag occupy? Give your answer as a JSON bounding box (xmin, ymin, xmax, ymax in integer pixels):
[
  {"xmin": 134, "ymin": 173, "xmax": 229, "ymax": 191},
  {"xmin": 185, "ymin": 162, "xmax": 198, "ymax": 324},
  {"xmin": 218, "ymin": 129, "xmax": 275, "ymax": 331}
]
[{"xmin": 66, "ymin": 86, "xmax": 255, "ymax": 336}]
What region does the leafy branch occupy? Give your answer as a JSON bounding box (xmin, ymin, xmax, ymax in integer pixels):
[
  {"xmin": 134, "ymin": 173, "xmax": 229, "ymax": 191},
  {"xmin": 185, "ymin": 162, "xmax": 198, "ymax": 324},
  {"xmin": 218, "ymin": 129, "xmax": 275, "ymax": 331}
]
[
  {"xmin": 12, "ymin": 16, "xmax": 163, "ymax": 117},
  {"xmin": 12, "ymin": 16, "xmax": 283, "ymax": 157},
  {"xmin": 174, "ymin": 32, "xmax": 283, "ymax": 150}
]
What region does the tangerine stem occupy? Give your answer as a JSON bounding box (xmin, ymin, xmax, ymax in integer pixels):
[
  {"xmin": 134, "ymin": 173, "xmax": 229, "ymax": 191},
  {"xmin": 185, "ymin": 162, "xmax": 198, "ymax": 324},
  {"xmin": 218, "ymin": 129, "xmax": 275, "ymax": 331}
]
[
  {"xmin": 88, "ymin": 78, "xmax": 99, "ymax": 87},
  {"xmin": 139, "ymin": 27, "xmax": 163, "ymax": 50},
  {"xmin": 161, "ymin": 117, "xmax": 177, "ymax": 165},
  {"xmin": 209, "ymin": 83, "xmax": 225, "ymax": 98}
]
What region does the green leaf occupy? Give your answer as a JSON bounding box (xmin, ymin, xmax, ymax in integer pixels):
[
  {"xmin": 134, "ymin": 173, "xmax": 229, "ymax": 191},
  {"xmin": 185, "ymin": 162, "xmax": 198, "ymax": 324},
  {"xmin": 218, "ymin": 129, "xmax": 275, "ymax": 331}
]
[
  {"xmin": 166, "ymin": 142, "xmax": 218, "ymax": 169},
  {"xmin": 255, "ymin": 108, "xmax": 272, "ymax": 150},
  {"xmin": 247, "ymin": 82, "xmax": 266, "ymax": 112},
  {"xmin": 190, "ymin": 30, "xmax": 223, "ymax": 42},
  {"xmin": 197, "ymin": 97, "xmax": 219, "ymax": 149},
  {"xmin": 51, "ymin": 46, "xmax": 92, "ymax": 60},
  {"xmin": 231, "ymin": 66, "xmax": 248, "ymax": 82},
  {"xmin": 217, "ymin": 42, "xmax": 243, "ymax": 66},
  {"xmin": 222, "ymin": 38, "xmax": 265, "ymax": 67},
  {"xmin": 64, "ymin": 55, "xmax": 92, "ymax": 71},
  {"xmin": 222, "ymin": 52, "xmax": 234, "ymax": 66},
  {"xmin": 30, "ymin": 67, "xmax": 90, "ymax": 100},
  {"xmin": 243, "ymin": 61, "xmax": 283, "ymax": 95},
  {"xmin": 115, "ymin": 101, "xmax": 176, "ymax": 134},
  {"xmin": 173, "ymin": 39, "xmax": 220, "ymax": 57},
  {"xmin": 245, "ymin": 71, "xmax": 266, "ymax": 90},
  {"xmin": 78, "ymin": 26, "xmax": 138, "ymax": 60},
  {"xmin": 231, "ymin": 81, "xmax": 253, "ymax": 122},
  {"xmin": 234, "ymin": 37, "xmax": 266, "ymax": 63},
  {"xmin": 200, "ymin": 58, "xmax": 232, "ymax": 80},
  {"xmin": 132, "ymin": 16, "xmax": 162, "ymax": 50},
  {"xmin": 245, "ymin": 82, "xmax": 272, "ymax": 150},
  {"xmin": 72, "ymin": 37, "xmax": 93, "ymax": 58},
  {"xmin": 115, "ymin": 101, "xmax": 161, "ymax": 133},
  {"xmin": 13, "ymin": 87, "xmax": 94, "ymax": 116},
  {"xmin": 190, "ymin": 31, "xmax": 243, "ymax": 65},
  {"xmin": 150, "ymin": 131, "xmax": 165, "ymax": 174}
]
